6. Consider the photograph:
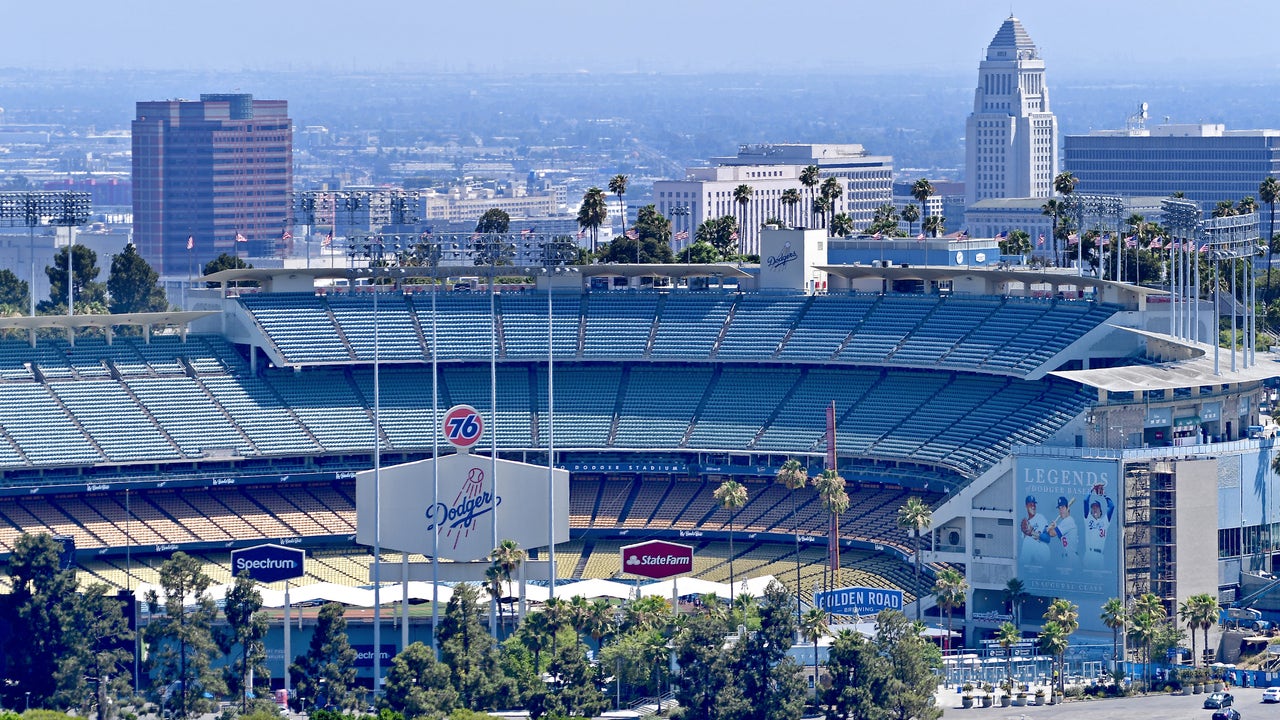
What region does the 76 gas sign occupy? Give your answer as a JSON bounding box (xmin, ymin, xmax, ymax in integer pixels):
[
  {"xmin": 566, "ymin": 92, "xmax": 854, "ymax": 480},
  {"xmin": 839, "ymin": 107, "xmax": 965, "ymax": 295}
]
[{"xmin": 443, "ymin": 404, "xmax": 484, "ymax": 449}]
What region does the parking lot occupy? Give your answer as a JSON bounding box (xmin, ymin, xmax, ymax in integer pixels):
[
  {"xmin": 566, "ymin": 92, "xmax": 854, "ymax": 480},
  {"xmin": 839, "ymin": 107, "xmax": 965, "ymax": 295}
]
[{"xmin": 938, "ymin": 686, "xmax": 1277, "ymax": 720}]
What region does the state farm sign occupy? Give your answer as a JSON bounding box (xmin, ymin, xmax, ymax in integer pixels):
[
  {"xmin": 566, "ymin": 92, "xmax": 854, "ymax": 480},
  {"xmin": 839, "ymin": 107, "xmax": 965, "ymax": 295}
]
[{"xmin": 621, "ymin": 540, "xmax": 694, "ymax": 579}]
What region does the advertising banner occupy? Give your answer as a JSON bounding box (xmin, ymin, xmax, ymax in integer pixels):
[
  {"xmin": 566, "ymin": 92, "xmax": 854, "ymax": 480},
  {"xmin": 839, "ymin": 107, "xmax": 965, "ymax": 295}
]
[
  {"xmin": 1015, "ymin": 455, "xmax": 1123, "ymax": 635},
  {"xmin": 814, "ymin": 586, "xmax": 903, "ymax": 616}
]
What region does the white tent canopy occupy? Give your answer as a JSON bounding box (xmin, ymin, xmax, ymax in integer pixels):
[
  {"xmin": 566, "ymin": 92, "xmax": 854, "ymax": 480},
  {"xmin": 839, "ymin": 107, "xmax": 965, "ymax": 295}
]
[{"xmin": 556, "ymin": 578, "xmax": 634, "ymax": 600}]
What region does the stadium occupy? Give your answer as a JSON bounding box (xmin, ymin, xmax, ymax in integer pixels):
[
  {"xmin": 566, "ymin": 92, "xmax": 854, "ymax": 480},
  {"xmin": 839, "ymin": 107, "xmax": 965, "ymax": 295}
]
[{"xmin": 0, "ymin": 222, "xmax": 1273, "ymax": 684}]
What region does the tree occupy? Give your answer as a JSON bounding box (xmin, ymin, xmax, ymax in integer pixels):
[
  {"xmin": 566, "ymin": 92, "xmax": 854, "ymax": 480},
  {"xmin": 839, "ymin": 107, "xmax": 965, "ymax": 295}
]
[
  {"xmin": 726, "ymin": 581, "xmax": 805, "ymax": 720},
  {"xmin": 1001, "ymin": 230, "xmax": 1033, "ymax": 259},
  {"xmin": 580, "ymin": 598, "xmax": 615, "ymax": 649},
  {"xmin": 800, "ymin": 607, "xmax": 829, "ymax": 697},
  {"xmin": 1043, "ymin": 598, "xmax": 1079, "ymax": 695},
  {"xmin": 0, "ymin": 269, "xmax": 30, "ymax": 311},
  {"xmin": 865, "ymin": 203, "xmax": 901, "ymax": 237},
  {"xmin": 811, "ymin": 196, "xmax": 831, "ymax": 229},
  {"xmin": 1180, "ymin": 593, "xmax": 1219, "ymax": 667},
  {"xmin": 383, "ymin": 642, "xmax": 458, "ymax": 720},
  {"xmin": 714, "ymin": 479, "xmax": 748, "ymax": 603},
  {"xmin": 830, "ymin": 213, "xmax": 854, "ymax": 238},
  {"xmin": 901, "ymin": 203, "xmax": 920, "ymax": 237},
  {"xmin": 609, "ymin": 174, "xmax": 629, "ymax": 236},
  {"xmin": 147, "ymin": 551, "xmax": 224, "ymax": 719},
  {"xmin": 577, "ymin": 187, "xmax": 609, "ymax": 253},
  {"xmin": 221, "ymin": 571, "xmax": 269, "ymax": 711},
  {"xmin": 813, "ymin": 469, "xmax": 848, "ymax": 593},
  {"xmin": 3, "ymin": 532, "xmax": 81, "ymax": 710},
  {"xmin": 822, "ymin": 628, "xmax": 880, "ymax": 719},
  {"xmin": 490, "ymin": 539, "xmax": 527, "ymax": 625},
  {"xmin": 932, "ymin": 568, "xmax": 967, "ymax": 652},
  {"xmin": 780, "ymin": 189, "xmax": 801, "ymax": 228},
  {"xmin": 1239, "ymin": 195, "xmax": 1258, "ymax": 215},
  {"xmin": 733, "ymin": 184, "xmax": 754, "ymax": 243},
  {"xmin": 695, "ymin": 215, "xmax": 739, "ymax": 262},
  {"xmin": 290, "ymin": 602, "xmax": 357, "ymax": 712},
  {"xmin": 896, "ymin": 497, "xmax": 932, "ymax": 622},
  {"xmin": 820, "ymin": 177, "xmax": 843, "ymax": 231},
  {"xmin": 912, "ymin": 179, "xmax": 935, "ymax": 231},
  {"xmin": 682, "ymin": 240, "xmax": 720, "ymax": 264},
  {"xmin": 527, "ymin": 642, "xmax": 608, "ymax": 720},
  {"xmin": 475, "ymin": 208, "xmax": 511, "ymax": 234},
  {"xmin": 1213, "ymin": 199, "xmax": 1238, "ymax": 218},
  {"xmin": 67, "ymin": 583, "xmax": 134, "ymax": 720},
  {"xmin": 1003, "ymin": 578, "xmax": 1028, "ymax": 627},
  {"xmin": 922, "ymin": 214, "xmax": 946, "ymax": 238},
  {"xmin": 1101, "ymin": 597, "xmax": 1128, "ymax": 673},
  {"xmin": 517, "ymin": 610, "xmax": 552, "ymax": 674},
  {"xmin": 1038, "ymin": 621, "xmax": 1069, "ymax": 693},
  {"xmin": 438, "ymin": 583, "xmax": 504, "ymax": 709},
  {"xmin": 40, "ymin": 243, "xmax": 106, "ymax": 313},
  {"xmin": 800, "ymin": 165, "xmax": 821, "ymax": 227},
  {"xmin": 671, "ymin": 612, "xmax": 733, "ymax": 720},
  {"xmin": 107, "ymin": 242, "xmax": 168, "ymax": 314},
  {"xmin": 598, "ymin": 626, "xmax": 667, "ymax": 713},
  {"xmin": 203, "ymin": 253, "xmax": 254, "ymax": 288},
  {"xmin": 1262, "ymin": 176, "xmax": 1280, "ymax": 307},
  {"xmin": 873, "ymin": 610, "xmax": 943, "ymax": 720},
  {"xmin": 1129, "ymin": 593, "xmax": 1166, "ymax": 689},
  {"xmin": 597, "ymin": 205, "xmax": 675, "ymax": 264},
  {"xmin": 775, "ymin": 459, "xmax": 809, "ymax": 624},
  {"xmin": 1041, "ymin": 199, "xmax": 1065, "ymax": 264},
  {"xmin": 995, "ymin": 621, "xmax": 1020, "ymax": 685}
]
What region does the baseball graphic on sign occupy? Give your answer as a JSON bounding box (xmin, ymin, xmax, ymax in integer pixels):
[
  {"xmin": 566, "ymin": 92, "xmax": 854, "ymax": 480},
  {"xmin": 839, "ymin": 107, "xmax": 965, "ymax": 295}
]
[{"xmin": 442, "ymin": 404, "xmax": 484, "ymax": 450}]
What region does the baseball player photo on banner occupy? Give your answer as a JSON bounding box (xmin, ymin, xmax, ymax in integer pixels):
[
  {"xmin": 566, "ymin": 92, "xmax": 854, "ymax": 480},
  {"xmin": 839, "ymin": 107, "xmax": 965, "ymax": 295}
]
[{"xmin": 1015, "ymin": 455, "xmax": 1122, "ymax": 634}]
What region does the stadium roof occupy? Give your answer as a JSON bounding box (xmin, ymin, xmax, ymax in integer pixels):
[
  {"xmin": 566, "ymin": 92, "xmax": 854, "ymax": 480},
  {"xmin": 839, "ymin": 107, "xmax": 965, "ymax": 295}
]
[
  {"xmin": 1052, "ymin": 327, "xmax": 1280, "ymax": 391},
  {"xmin": 817, "ymin": 265, "xmax": 1161, "ymax": 305},
  {"xmin": 0, "ymin": 310, "xmax": 217, "ymax": 333}
]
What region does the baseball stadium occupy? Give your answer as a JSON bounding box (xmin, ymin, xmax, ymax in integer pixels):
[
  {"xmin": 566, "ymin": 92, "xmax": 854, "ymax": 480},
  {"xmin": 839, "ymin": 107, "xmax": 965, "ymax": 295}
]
[{"xmin": 0, "ymin": 219, "xmax": 1274, "ymax": 683}]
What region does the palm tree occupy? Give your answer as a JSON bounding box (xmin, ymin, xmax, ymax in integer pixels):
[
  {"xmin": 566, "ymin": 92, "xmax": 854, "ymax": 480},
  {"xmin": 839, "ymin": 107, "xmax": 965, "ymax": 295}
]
[
  {"xmin": 519, "ymin": 610, "xmax": 552, "ymax": 672},
  {"xmin": 732, "ymin": 184, "xmax": 754, "ymax": 250},
  {"xmin": 713, "ymin": 479, "xmax": 748, "ymax": 603},
  {"xmin": 830, "ymin": 213, "xmax": 854, "ymax": 238},
  {"xmin": 543, "ymin": 596, "xmax": 571, "ymax": 655},
  {"xmin": 1101, "ymin": 597, "xmax": 1128, "ymax": 675},
  {"xmin": 484, "ymin": 564, "xmax": 506, "ymax": 625},
  {"xmin": 1038, "ymin": 621, "xmax": 1068, "ymax": 693},
  {"xmin": 582, "ymin": 598, "xmax": 616, "ymax": 649},
  {"xmin": 1004, "ymin": 578, "xmax": 1028, "ymax": 627},
  {"xmin": 812, "ymin": 196, "xmax": 831, "ymax": 229},
  {"xmin": 1213, "ymin": 199, "xmax": 1237, "ymax": 218},
  {"xmin": 933, "ymin": 568, "xmax": 968, "ymax": 652},
  {"xmin": 820, "ymin": 177, "xmax": 843, "ymax": 231},
  {"xmin": 1054, "ymin": 171, "xmax": 1079, "ymax": 199},
  {"xmin": 1183, "ymin": 593, "xmax": 1219, "ymax": 667},
  {"xmin": 609, "ymin": 174, "xmax": 629, "ymax": 238},
  {"xmin": 901, "ymin": 203, "xmax": 920, "ymax": 237},
  {"xmin": 912, "ymin": 178, "xmax": 935, "ymax": 230},
  {"xmin": 923, "ymin": 214, "xmax": 945, "ymax": 238},
  {"xmin": 813, "ymin": 469, "xmax": 849, "ymax": 592},
  {"xmin": 800, "ymin": 165, "xmax": 821, "ymax": 226},
  {"xmin": 1239, "ymin": 195, "xmax": 1258, "ymax": 216},
  {"xmin": 780, "ymin": 188, "xmax": 801, "ymax": 228},
  {"xmin": 896, "ymin": 497, "xmax": 932, "ymax": 621},
  {"xmin": 1261, "ymin": 177, "xmax": 1279, "ymax": 305},
  {"xmin": 801, "ymin": 607, "xmax": 829, "ymax": 697},
  {"xmin": 568, "ymin": 594, "xmax": 591, "ymax": 642},
  {"xmin": 577, "ymin": 187, "xmax": 608, "ymax": 253},
  {"xmin": 995, "ymin": 621, "xmax": 1021, "ymax": 685},
  {"xmin": 776, "ymin": 459, "xmax": 809, "ymax": 624},
  {"xmin": 1043, "ymin": 599, "xmax": 1079, "ymax": 695},
  {"xmin": 1132, "ymin": 593, "xmax": 1166, "ymax": 687}
]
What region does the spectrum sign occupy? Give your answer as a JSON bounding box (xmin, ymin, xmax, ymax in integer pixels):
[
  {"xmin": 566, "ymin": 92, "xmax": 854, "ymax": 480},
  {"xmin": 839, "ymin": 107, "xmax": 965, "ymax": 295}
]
[
  {"xmin": 229, "ymin": 543, "xmax": 306, "ymax": 583},
  {"xmin": 621, "ymin": 539, "xmax": 694, "ymax": 579}
]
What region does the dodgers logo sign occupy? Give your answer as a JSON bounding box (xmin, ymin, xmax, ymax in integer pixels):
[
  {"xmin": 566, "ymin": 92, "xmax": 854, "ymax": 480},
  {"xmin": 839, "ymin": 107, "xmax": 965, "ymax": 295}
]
[
  {"xmin": 766, "ymin": 241, "xmax": 799, "ymax": 271},
  {"xmin": 426, "ymin": 465, "xmax": 502, "ymax": 551},
  {"xmin": 230, "ymin": 543, "xmax": 306, "ymax": 583}
]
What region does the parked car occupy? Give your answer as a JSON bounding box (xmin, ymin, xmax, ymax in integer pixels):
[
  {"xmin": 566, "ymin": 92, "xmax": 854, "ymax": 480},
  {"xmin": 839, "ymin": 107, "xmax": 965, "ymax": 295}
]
[
  {"xmin": 1263, "ymin": 687, "xmax": 1280, "ymax": 703},
  {"xmin": 1205, "ymin": 692, "xmax": 1235, "ymax": 709},
  {"xmin": 1212, "ymin": 708, "xmax": 1241, "ymax": 720}
]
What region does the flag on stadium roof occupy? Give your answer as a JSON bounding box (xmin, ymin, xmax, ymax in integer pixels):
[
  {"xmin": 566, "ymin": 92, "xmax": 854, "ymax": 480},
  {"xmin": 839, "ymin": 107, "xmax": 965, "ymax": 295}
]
[{"xmin": 235, "ymin": 232, "xmax": 247, "ymax": 243}]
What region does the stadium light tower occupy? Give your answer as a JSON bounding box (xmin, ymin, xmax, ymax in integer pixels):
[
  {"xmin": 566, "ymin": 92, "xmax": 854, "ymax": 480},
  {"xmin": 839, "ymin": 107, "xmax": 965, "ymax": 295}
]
[{"xmin": 541, "ymin": 236, "xmax": 578, "ymax": 599}]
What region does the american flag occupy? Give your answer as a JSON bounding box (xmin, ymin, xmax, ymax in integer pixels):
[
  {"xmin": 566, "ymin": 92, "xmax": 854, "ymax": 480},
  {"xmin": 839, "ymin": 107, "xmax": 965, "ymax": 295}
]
[
  {"xmin": 322, "ymin": 231, "xmax": 333, "ymax": 247},
  {"xmin": 1066, "ymin": 233, "xmax": 1079, "ymax": 246},
  {"xmin": 674, "ymin": 230, "xmax": 689, "ymax": 242},
  {"xmin": 577, "ymin": 229, "xmax": 585, "ymax": 239},
  {"xmin": 235, "ymin": 232, "xmax": 247, "ymax": 243},
  {"xmin": 995, "ymin": 230, "xmax": 1008, "ymax": 240},
  {"xmin": 1200, "ymin": 243, "xmax": 1211, "ymax": 253},
  {"xmin": 1125, "ymin": 235, "xmax": 1137, "ymax": 248},
  {"xmin": 281, "ymin": 229, "xmax": 293, "ymax": 241},
  {"xmin": 521, "ymin": 228, "xmax": 533, "ymax": 236},
  {"xmin": 625, "ymin": 229, "xmax": 639, "ymax": 240},
  {"xmin": 916, "ymin": 233, "xmax": 925, "ymax": 241},
  {"xmin": 871, "ymin": 232, "xmax": 882, "ymax": 240},
  {"xmin": 730, "ymin": 231, "xmax": 739, "ymax": 240},
  {"xmin": 186, "ymin": 235, "xmax": 194, "ymax": 251},
  {"xmin": 1037, "ymin": 234, "xmax": 1045, "ymax": 246}
]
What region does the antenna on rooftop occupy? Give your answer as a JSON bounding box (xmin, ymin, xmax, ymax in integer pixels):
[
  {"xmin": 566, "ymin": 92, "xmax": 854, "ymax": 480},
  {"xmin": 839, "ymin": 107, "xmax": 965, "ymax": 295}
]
[{"xmin": 1126, "ymin": 102, "xmax": 1149, "ymax": 133}]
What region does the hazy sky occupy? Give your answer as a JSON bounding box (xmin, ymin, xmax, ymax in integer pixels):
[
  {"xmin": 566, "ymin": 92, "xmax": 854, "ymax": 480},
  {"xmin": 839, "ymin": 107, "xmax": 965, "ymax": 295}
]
[{"xmin": 4, "ymin": 0, "xmax": 1279, "ymax": 78}]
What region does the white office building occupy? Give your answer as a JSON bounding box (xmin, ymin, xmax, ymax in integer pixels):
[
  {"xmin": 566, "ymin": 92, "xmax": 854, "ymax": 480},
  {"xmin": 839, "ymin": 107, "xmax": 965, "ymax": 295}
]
[
  {"xmin": 654, "ymin": 143, "xmax": 893, "ymax": 255},
  {"xmin": 964, "ymin": 16, "xmax": 1059, "ymax": 207}
]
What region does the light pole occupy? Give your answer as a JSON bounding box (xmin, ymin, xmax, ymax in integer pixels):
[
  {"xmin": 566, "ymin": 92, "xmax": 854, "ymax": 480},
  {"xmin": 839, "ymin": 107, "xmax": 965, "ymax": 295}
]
[
  {"xmin": 541, "ymin": 237, "xmax": 577, "ymax": 599},
  {"xmin": 669, "ymin": 205, "xmax": 690, "ymax": 255}
]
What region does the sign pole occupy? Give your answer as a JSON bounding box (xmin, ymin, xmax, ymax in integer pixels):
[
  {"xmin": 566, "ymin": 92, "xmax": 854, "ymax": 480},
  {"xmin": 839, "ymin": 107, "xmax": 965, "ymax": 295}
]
[{"xmin": 283, "ymin": 580, "xmax": 291, "ymax": 700}]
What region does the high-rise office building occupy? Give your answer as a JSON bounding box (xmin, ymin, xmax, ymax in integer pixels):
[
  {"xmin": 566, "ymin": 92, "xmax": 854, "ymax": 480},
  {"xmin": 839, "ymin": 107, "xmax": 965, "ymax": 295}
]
[
  {"xmin": 964, "ymin": 16, "xmax": 1058, "ymax": 207},
  {"xmin": 132, "ymin": 94, "xmax": 292, "ymax": 275},
  {"xmin": 1064, "ymin": 122, "xmax": 1280, "ymax": 212}
]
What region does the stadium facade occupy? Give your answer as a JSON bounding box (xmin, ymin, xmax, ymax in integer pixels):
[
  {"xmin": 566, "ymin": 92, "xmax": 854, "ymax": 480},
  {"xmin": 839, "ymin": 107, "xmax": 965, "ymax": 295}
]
[{"xmin": 0, "ymin": 227, "xmax": 1274, "ymax": 680}]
